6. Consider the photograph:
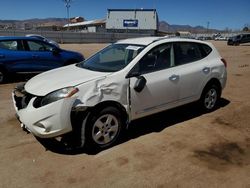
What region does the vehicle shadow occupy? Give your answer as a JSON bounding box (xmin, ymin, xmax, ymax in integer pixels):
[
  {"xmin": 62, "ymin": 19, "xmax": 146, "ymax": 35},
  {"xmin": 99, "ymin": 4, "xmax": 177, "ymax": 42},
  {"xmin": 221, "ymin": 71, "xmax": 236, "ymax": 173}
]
[
  {"xmin": 37, "ymin": 98, "xmax": 230, "ymax": 155},
  {"xmin": 1, "ymin": 73, "xmax": 37, "ymax": 84}
]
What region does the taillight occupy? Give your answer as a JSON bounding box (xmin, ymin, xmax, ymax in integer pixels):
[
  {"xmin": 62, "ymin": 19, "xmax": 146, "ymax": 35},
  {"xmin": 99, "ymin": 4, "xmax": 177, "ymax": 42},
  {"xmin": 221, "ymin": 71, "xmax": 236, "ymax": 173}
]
[{"xmin": 221, "ymin": 58, "xmax": 227, "ymax": 68}]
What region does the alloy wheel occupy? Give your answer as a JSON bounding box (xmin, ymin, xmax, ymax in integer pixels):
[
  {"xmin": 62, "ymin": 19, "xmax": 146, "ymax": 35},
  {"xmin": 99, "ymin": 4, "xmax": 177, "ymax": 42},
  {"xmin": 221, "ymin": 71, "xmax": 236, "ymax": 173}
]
[
  {"xmin": 204, "ymin": 88, "xmax": 218, "ymax": 110},
  {"xmin": 91, "ymin": 114, "xmax": 119, "ymax": 145}
]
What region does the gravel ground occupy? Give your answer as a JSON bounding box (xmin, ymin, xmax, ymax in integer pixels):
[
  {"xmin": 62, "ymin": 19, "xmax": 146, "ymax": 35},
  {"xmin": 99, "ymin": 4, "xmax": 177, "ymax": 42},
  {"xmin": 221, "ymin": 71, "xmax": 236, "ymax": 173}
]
[{"xmin": 0, "ymin": 41, "xmax": 249, "ymax": 188}]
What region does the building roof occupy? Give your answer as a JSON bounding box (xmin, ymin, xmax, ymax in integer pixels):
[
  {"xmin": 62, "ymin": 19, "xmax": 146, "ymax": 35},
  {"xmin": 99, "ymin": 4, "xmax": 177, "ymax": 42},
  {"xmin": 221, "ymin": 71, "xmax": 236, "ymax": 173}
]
[
  {"xmin": 70, "ymin": 16, "xmax": 83, "ymax": 20},
  {"xmin": 63, "ymin": 19, "xmax": 105, "ymax": 28},
  {"xmin": 176, "ymin": 31, "xmax": 191, "ymax": 35}
]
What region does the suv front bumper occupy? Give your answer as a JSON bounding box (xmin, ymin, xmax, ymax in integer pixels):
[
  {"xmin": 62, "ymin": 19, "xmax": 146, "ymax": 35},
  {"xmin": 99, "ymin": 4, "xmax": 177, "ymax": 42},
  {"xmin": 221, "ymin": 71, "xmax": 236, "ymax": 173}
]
[{"xmin": 12, "ymin": 91, "xmax": 75, "ymax": 138}]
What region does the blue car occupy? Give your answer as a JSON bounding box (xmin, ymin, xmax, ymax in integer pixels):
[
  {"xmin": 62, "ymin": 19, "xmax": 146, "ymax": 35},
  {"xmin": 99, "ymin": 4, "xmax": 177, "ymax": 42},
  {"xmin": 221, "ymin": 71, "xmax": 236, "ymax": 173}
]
[{"xmin": 0, "ymin": 36, "xmax": 84, "ymax": 83}]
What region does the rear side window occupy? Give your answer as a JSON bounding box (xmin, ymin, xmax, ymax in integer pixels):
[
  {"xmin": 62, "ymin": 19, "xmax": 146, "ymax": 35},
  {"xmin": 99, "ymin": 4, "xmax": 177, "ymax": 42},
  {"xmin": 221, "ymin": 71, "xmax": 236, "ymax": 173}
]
[
  {"xmin": 174, "ymin": 42, "xmax": 203, "ymax": 65},
  {"xmin": 199, "ymin": 44, "xmax": 212, "ymax": 58},
  {"xmin": 0, "ymin": 40, "xmax": 18, "ymax": 50},
  {"xmin": 242, "ymin": 34, "xmax": 250, "ymax": 40}
]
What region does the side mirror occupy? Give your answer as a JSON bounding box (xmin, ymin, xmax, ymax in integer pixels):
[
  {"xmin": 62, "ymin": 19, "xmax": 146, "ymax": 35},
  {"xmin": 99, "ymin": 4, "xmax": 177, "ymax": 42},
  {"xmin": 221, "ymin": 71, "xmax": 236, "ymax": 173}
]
[
  {"xmin": 52, "ymin": 48, "xmax": 60, "ymax": 55},
  {"xmin": 125, "ymin": 71, "xmax": 140, "ymax": 78},
  {"xmin": 134, "ymin": 76, "xmax": 147, "ymax": 92}
]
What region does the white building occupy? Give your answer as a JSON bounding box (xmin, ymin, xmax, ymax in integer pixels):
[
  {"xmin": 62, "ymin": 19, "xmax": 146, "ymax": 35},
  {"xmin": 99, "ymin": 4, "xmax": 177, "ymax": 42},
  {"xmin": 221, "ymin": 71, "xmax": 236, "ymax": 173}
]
[
  {"xmin": 106, "ymin": 9, "xmax": 158, "ymax": 34},
  {"xmin": 63, "ymin": 19, "xmax": 106, "ymax": 32}
]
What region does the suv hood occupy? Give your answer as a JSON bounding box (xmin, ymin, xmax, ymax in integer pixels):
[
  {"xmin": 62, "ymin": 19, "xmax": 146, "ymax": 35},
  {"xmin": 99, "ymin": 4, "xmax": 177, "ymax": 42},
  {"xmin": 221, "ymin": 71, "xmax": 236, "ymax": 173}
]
[{"xmin": 25, "ymin": 65, "xmax": 111, "ymax": 96}]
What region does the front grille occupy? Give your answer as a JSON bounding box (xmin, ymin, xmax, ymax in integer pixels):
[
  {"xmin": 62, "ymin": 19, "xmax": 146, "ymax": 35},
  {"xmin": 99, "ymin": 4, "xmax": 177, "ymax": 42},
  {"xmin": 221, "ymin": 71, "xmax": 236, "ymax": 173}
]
[{"xmin": 13, "ymin": 83, "xmax": 36, "ymax": 110}]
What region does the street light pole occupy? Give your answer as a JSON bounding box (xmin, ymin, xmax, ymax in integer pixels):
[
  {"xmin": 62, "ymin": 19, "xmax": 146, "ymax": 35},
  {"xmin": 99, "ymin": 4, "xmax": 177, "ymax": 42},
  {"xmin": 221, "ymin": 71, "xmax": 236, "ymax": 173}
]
[{"xmin": 63, "ymin": 0, "xmax": 72, "ymax": 30}]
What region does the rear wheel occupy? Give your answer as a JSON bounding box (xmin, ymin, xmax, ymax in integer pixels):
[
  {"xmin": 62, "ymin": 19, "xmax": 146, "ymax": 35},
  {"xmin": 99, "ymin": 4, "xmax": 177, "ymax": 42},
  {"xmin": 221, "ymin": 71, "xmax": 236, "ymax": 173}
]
[
  {"xmin": 85, "ymin": 106, "xmax": 124, "ymax": 150},
  {"xmin": 234, "ymin": 42, "xmax": 239, "ymax": 46},
  {"xmin": 200, "ymin": 84, "xmax": 221, "ymax": 112}
]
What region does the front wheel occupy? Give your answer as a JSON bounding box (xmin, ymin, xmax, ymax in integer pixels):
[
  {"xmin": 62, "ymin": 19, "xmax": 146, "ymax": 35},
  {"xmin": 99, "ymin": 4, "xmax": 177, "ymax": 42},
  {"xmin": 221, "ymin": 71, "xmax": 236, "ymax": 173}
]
[
  {"xmin": 85, "ymin": 107, "xmax": 124, "ymax": 150},
  {"xmin": 200, "ymin": 84, "xmax": 221, "ymax": 112}
]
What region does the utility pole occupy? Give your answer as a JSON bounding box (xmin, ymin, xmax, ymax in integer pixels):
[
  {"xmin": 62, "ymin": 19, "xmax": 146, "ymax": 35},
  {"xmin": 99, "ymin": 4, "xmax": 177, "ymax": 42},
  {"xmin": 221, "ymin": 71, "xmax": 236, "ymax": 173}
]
[
  {"xmin": 63, "ymin": 0, "xmax": 73, "ymax": 30},
  {"xmin": 206, "ymin": 21, "xmax": 210, "ymax": 36}
]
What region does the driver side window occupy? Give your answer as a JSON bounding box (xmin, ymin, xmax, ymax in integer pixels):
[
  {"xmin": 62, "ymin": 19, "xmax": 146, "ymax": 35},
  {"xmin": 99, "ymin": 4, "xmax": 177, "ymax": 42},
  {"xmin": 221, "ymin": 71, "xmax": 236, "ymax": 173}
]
[
  {"xmin": 136, "ymin": 43, "xmax": 172, "ymax": 74},
  {"xmin": 27, "ymin": 40, "xmax": 52, "ymax": 51}
]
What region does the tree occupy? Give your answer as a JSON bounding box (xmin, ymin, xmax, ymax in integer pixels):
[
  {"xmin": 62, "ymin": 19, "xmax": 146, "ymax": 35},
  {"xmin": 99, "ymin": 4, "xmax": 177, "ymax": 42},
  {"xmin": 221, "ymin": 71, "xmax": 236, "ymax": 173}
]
[
  {"xmin": 243, "ymin": 24, "xmax": 249, "ymax": 32},
  {"xmin": 243, "ymin": 27, "xmax": 249, "ymax": 31}
]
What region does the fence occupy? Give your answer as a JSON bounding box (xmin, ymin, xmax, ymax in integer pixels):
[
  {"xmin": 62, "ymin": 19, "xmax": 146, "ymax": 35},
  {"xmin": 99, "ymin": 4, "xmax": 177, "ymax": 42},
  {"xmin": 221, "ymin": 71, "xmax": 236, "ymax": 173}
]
[
  {"xmin": 1, "ymin": 29, "xmax": 243, "ymax": 43},
  {"xmin": 0, "ymin": 29, "xmax": 151, "ymax": 43}
]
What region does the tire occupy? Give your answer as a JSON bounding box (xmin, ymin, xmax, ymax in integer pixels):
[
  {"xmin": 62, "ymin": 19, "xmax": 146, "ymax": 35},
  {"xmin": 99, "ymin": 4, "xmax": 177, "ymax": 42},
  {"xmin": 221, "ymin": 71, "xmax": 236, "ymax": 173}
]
[
  {"xmin": 200, "ymin": 84, "xmax": 221, "ymax": 112},
  {"xmin": 84, "ymin": 106, "xmax": 124, "ymax": 150},
  {"xmin": 234, "ymin": 42, "xmax": 239, "ymax": 46}
]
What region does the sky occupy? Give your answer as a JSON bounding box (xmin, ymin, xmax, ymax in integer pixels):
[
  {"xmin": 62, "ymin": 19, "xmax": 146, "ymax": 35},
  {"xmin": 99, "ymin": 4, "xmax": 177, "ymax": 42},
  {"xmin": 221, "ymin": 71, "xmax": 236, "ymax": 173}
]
[{"xmin": 0, "ymin": 0, "xmax": 249, "ymax": 30}]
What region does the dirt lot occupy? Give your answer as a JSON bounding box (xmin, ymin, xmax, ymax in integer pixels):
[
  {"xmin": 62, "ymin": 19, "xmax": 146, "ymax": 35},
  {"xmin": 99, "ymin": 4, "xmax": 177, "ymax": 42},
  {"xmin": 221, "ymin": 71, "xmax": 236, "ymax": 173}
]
[{"xmin": 0, "ymin": 41, "xmax": 249, "ymax": 188}]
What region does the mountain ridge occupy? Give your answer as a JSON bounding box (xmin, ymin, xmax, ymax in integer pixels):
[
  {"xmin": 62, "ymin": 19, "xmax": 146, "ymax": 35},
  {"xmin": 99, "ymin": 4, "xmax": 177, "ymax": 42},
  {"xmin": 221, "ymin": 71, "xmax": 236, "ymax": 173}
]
[
  {"xmin": 0, "ymin": 18, "xmax": 220, "ymax": 32},
  {"xmin": 159, "ymin": 21, "xmax": 220, "ymax": 33}
]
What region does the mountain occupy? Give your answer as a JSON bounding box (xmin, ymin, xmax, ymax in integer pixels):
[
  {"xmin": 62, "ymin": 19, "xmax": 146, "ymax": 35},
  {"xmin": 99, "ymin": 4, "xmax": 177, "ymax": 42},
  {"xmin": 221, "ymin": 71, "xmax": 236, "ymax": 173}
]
[
  {"xmin": 0, "ymin": 18, "xmax": 220, "ymax": 33},
  {"xmin": 159, "ymin": 21, "xmax": 219, "ymax": 33},
  {"xmin": 0, "ymin": 18, "xmax": 67, "ymax": 29}
]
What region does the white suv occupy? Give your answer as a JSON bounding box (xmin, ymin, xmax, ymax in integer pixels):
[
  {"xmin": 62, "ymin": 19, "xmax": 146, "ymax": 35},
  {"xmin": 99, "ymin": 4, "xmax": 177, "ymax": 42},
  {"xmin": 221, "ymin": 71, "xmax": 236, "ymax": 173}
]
[{"xmin": 12, "ymin": 37, "xmax": 227, "ymax": 149}]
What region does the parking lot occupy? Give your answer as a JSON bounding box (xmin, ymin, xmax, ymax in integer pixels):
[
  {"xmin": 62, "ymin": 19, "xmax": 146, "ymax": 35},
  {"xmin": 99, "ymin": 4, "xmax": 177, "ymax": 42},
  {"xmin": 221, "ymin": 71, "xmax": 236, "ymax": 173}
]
[{"xmin": 0, "ymin": 41, "xmax": 249, "ymax": 188}]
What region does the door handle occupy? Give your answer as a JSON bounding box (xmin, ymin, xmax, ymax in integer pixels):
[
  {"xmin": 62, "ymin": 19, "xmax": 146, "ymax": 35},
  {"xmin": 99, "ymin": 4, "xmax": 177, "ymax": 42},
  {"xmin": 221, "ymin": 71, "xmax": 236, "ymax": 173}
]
[
  {"xmin": 169, "ymin": 74, "xmax": 179, "ymax": 81},
  {"xmin": 203, "ymin": 67, "xmax": 210, "ymax": 74},
  {"xmin": 0, "ymin": 54, "xmax": 5, "ymax": 58}
]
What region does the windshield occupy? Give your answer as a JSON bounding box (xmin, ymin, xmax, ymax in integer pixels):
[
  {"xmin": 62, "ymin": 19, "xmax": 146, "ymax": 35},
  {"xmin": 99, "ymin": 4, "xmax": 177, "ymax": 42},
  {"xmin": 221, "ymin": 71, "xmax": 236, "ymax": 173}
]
[{"xmin": 77, "ymin": 43, "xmax": 145, "ymax": 72}]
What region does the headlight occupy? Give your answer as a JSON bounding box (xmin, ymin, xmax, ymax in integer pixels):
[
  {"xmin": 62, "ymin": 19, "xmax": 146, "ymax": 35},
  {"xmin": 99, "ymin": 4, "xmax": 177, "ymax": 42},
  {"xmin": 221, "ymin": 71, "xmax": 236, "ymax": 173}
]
[{"xmin": 39, "ymin": 87, "xmax": 79, "ymax": 107}]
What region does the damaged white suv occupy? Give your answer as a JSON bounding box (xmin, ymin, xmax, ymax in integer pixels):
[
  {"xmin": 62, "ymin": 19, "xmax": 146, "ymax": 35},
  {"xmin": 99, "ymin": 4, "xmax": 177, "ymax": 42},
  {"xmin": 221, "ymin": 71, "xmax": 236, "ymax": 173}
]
[{"xmin": 12, "ymin": 37, "xmax": 227, "ymax": 149}]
